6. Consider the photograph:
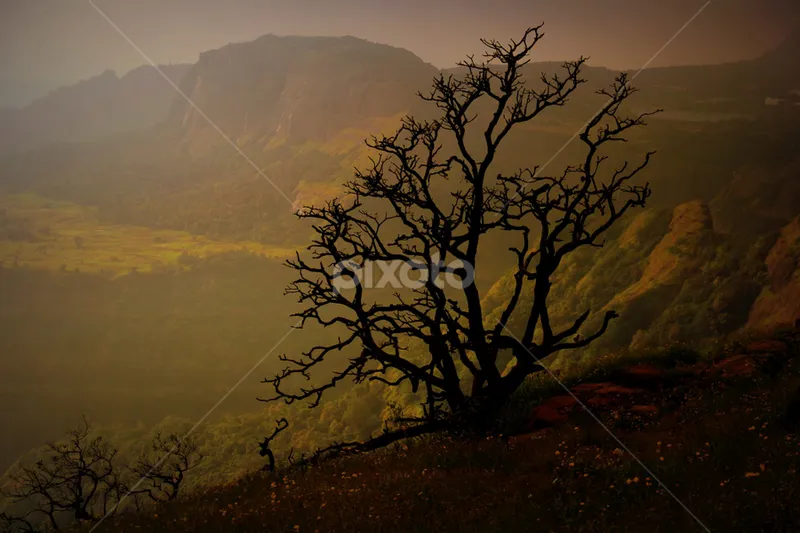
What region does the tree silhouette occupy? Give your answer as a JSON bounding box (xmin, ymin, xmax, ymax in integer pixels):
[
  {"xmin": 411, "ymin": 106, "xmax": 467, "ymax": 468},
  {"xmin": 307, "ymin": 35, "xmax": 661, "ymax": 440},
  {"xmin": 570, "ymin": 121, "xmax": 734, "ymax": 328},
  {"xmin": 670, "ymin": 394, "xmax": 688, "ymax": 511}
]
[
  {"xmin": 0, "ymin": 418, "xmax": 122, "ymax": 531},
  {"xmin": 258, "ymin": 418, "xmax": 289, "ymax": 472},
  {"xmin": 0, "ymin": 421, "xmax": 203, "ymax": 532},
  {"xmin": 128, "ymin": 432, "xmax": 203, "ymax": 503},
  {"xmin": 261, "ymin": 26, "xmax": 657, "ymax": 456}
]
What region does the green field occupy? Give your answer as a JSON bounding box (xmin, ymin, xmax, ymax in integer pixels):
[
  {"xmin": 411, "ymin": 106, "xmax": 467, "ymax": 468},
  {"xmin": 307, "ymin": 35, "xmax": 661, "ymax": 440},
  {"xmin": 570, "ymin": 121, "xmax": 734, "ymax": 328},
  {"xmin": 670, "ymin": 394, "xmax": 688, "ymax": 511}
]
[{"xmin": 0, "ymin": 193, "xmax": 299, "ymax": 276}]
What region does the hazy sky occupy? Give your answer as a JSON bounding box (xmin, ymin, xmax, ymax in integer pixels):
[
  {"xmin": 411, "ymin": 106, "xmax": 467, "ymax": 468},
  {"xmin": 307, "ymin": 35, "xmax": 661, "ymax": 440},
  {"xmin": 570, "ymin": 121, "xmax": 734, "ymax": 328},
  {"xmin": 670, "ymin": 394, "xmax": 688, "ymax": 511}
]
[{"xmin": 0, "ymin": 0, "xmax": 798, "ymax": 108}]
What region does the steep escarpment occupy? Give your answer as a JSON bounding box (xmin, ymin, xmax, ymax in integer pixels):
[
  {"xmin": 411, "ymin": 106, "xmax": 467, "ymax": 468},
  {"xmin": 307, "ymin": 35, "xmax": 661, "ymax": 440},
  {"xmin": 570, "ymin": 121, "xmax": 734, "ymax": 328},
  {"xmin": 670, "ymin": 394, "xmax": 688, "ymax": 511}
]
[
  {"xmin": 615, "ymin": 200, "xmax": 763, "ymax": 350},
  {"xmin": 612, "ymin": 201, "xmax": 716, "ymax": 305},
  {"xmin": 486, "ymin": 164, "xmax": 800, "ymax": 368},
  {"xmin": 168, "ymin": 35, "xmax": 437, "ymax": 153},
  {"xmin": 747, "ymin": 217, "xmax": 800, "ymax": 330}
]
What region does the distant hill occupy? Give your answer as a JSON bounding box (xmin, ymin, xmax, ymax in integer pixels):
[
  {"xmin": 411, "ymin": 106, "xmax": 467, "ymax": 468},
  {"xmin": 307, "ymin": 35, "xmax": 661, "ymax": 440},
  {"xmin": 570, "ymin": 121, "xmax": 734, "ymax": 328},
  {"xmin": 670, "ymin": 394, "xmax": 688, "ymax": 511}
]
[
  {"xmin": 166, "ymin": 34, "xmax": 438, "ymax": 153},
  {"xmin": 0, "ymin": 33, "xmax": 798, "ymax": 246},
  {"xmin": 0, "ymin": 36, "xmax": 441, "ymax": 244},
  {"xmin": 0, "ymin": 30, "xmax": 796, "ymax": 160},
  {"xmin": 0, "ymin": 64, "xmax": 191, "ymax": 156}
]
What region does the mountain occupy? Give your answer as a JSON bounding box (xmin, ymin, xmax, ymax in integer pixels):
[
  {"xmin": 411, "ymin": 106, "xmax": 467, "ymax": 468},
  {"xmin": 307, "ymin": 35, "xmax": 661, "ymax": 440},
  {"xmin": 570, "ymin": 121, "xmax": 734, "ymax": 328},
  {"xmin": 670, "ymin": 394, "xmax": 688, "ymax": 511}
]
[
  {"xmin": 167, "ymin": 35, "xmax": 437, "ymax": 153},
  {"xmin": 0, "ymin": 64, "xmax": 191, "ymax": 156},
  {"xmin": 0, "ymin": 32, "xmax": 797, "ymax": 248},
  {"xmin": 0, "ymin": 36, "xmax": 440, "ymax": 244},
  {"xmin": 1, "ymin": 33, "xmax": 799, "ymax": 350}
]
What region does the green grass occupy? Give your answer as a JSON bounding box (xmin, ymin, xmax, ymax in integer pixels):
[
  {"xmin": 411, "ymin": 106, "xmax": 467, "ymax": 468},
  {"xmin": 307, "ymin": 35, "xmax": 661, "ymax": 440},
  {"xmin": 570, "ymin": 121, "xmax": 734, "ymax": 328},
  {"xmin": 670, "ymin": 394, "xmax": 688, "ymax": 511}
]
[{"xmin": 0, "ymin": 193, "xmax": 299, "ymax": 276}]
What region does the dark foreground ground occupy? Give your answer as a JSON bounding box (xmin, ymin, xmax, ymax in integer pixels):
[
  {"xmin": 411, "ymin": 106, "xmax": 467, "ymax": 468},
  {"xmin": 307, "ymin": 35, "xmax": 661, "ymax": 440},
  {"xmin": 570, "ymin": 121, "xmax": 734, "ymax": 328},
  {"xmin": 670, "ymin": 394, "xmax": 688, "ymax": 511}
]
[{"xmin": 87, "ymin": 331, "xmax": 800, "ymax": 533}]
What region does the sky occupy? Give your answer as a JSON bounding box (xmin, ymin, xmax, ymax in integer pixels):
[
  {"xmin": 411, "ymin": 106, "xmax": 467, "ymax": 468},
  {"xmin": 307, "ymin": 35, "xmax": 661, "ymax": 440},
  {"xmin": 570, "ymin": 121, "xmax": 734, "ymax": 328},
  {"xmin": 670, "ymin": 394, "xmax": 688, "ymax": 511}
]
[{"xmin": 0, "ymin": 0, "xmax": 798, "ymax": 108}]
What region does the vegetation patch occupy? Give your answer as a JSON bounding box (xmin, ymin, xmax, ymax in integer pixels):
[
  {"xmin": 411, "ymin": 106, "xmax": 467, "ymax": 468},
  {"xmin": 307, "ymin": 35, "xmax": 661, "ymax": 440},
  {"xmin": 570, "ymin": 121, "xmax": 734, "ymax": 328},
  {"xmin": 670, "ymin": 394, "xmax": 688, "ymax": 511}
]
[{"xmin": 0, "ymin": 193, "xmax": 298, "ymax": 276}]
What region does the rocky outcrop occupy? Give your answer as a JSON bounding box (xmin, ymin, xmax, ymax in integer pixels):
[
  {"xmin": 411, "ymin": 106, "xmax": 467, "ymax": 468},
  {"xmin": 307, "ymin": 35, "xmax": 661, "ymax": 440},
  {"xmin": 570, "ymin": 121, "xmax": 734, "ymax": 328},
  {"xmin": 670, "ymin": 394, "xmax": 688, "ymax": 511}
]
[
  {"xmin": 525, "ymin": 334, "xmax": 797, "ymax": 433},
  {"xmin": 168, "ymin": 35, "xmax": 437, "ymax": 153},
  {"xmin": 485, "ymin": 193, "xmax": 791, "ymax": 361},
  {"xmin": 610, "ymin": 200, "xmax": 715, "ymax": 307},
  {"xmin": 747, "ymin": 217, "xmax": 800, "ymax": 330}
]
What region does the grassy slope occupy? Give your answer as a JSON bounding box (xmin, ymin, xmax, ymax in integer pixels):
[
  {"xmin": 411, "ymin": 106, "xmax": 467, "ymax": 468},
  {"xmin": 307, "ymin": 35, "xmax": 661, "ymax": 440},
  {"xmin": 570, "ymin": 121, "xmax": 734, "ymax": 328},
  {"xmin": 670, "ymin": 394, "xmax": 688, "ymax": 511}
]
[{"xmin": 79, "ymin": 331, "xmax": 800, "ymax": 533}]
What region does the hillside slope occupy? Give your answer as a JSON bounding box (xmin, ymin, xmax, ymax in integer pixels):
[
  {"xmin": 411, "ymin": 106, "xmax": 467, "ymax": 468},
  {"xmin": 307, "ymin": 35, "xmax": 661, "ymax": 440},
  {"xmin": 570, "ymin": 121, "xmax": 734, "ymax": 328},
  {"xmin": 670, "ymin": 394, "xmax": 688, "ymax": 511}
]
[
  {"xmin": 485, "ymin": 154, "xmax": 800, "ymax": 372},
  {"xmin": 68, "ymin": 330, "xmax": 800, "ymax": 533}
]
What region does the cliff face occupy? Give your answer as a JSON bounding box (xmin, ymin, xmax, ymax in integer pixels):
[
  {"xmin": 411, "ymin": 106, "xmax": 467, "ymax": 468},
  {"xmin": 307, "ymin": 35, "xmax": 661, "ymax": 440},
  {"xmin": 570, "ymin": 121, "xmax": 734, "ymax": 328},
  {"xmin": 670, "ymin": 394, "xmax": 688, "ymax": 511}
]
[
  {"xmin": 167, "ymin": 35, "xmax": 438, "ymax": 153},
  {"xmin": 747, "ymin": 217, "xmax": 800, "ymax": 330},
  {"xmin": 485, "ymin": 165, "xmax": 800, "ymax": 364},
  {"xmin": 0, "ymin": 64, "xmax": 191, "ymax": 156},
  {"xmin": 610, "ymin": 201, "xmax": 715, "ymax": 307}
]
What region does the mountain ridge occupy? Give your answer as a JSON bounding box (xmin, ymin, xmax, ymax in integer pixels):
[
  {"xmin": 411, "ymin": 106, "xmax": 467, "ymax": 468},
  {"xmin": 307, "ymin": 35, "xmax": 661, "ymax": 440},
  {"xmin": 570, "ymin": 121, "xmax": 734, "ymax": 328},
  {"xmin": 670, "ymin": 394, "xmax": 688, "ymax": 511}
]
[
  {"xmin": 0, "ymin": 63, "xmax": 191, "ymax": 156},
  {"xmin": 2, "ymin": 30, "xmax": 796, "ymax": 160},
  {"xmin": 166, "ymin": 34, "xmax": 438, "ymax": 153}
]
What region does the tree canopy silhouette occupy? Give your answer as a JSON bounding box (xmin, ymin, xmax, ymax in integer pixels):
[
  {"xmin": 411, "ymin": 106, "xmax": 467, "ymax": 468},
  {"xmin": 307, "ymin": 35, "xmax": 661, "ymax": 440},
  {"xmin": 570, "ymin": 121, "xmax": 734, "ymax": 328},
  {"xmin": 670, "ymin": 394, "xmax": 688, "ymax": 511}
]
[
  {"xmin": 0, "ymin": 418, "xmax": 122, "ymax": 531},
  {"xmin": 260, "ymin": 26, "xmax": 658, "ymax": 457},
  {"xmin": 0, "ymin": 419, "xmax": 202, "ymax": 532}
]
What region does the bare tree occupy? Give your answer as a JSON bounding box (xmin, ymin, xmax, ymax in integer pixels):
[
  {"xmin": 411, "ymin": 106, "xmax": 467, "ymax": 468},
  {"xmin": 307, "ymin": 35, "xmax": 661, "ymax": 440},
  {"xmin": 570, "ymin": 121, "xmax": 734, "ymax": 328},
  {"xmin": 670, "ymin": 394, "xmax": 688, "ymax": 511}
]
[
  {"xmin": 261, "ymin": 26, "xmax": 657, "ymax": 454},
  {"xmin": 128, "ymin": 433, "xmax": 203, "ymax": 503},
  {"xmin": 0, "ymin": 513, "xmax": 36, "ymax": 533},
  {"xmin": 1, "ymin": 423, "xmax": 203, "ymax": 531},
  {"xmin": 258, "ymin": 418, "xmax": 288, "ymax": 472},
  {"xmin": 0, "ymin": 418, "xmax": 122, "ymax": 531}
]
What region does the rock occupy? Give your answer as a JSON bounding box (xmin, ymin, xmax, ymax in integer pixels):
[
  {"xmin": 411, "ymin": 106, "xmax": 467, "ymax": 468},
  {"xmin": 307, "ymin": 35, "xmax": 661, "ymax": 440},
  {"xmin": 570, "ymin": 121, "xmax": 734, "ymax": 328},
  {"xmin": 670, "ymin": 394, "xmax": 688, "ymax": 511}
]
[
  {"xmin": 587, "ymin": 395, "xmax": 615, "ymax": 407},
  {"xmin": 745, "ymin": 340, "xmax": 788, "ymax": 355},
  {"xmin": 621, "ymin": 364, "xmax": 668, "ymax": 386},
  {"xmin": 529, "ymin": 405, "xmax": 569, "ymax": 428},
  {"xmin": 626, "ymin": 364, "xmax": 664, "ymax": 378},
  {"xmin": 712, "ymin": 354, "xmax": 758, "ymax": 377},
  {"xmin": 571, "ymin": 383, "xmax": 606, "ymax": 394},
  {"xmin": 630, "ymin": 405, "xmax": 659, "ymax": 415},
  {"xmin": 593, "ymin": 384, "xmax": 641, "ymax": 396},
  {"xmin": 528, "ymin": 395, "xmax": 577, "ymax": 429},
  {"xmin": 542, "ymin": 395, "xmax": 578, "ymax": 409},
  {"xmin": 572, "ymin": 382, "xmax": 641, "ymax": 395}
]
